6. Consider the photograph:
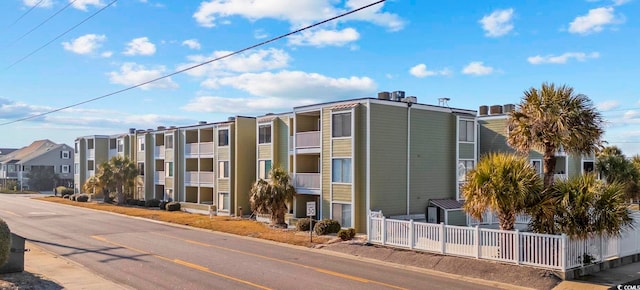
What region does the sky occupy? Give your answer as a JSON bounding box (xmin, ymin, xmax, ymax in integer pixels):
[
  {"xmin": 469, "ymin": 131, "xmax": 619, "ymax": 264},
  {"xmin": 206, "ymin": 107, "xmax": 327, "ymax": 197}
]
[{"xmin": 0, "ymin": 0, "xmax": 639, "ymax": 155}]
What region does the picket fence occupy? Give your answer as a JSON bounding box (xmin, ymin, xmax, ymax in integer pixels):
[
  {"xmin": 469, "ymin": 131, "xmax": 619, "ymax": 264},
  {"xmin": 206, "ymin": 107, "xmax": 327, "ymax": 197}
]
[{"xmin": 368, "ymin": 212, "xmax": 640, "ymax": 271}]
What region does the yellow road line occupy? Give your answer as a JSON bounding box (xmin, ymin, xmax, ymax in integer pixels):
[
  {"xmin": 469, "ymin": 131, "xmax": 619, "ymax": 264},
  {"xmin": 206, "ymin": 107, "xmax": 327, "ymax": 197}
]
[
  {"xmin": 0, "ymin": 210, "xmax": 20, "ymax": 217},
  {"xmin": 91, "ymin": 235, "xmax": 271, "ymax": 290},
  {"xmin": 155, "ymin": 233, "xmax": 407, "ymax": 290}
]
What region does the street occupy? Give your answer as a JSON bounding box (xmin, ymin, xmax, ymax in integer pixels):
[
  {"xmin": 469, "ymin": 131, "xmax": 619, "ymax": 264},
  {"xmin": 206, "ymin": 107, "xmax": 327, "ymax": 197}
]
[{"xmin": 0, "ymin": 194, "xmax": 495, "ymax": 290}]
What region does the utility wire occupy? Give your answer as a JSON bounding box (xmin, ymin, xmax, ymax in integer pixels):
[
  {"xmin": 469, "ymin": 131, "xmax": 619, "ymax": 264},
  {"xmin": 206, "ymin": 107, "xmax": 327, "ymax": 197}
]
[
  {"xmin": 4, "ymin": 0, "xmax": 117, "ymax": 70},
  {"xmin": 0, "ymin": 0, "xmax": 386, "ymax": 126},
  {"xmin": 5, "ymin": 0, "xmax": 46, "ymax": 30},
  {"xmin": 5, "ymin": 0, "xmax": 78, "ymax": 48}
]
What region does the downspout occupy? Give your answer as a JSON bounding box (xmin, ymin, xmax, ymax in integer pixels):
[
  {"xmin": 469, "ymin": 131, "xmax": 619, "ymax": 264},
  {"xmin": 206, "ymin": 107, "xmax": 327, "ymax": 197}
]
[{"xmin": 407, "ymin": 101, "xmax": 412, "ymax": 216}]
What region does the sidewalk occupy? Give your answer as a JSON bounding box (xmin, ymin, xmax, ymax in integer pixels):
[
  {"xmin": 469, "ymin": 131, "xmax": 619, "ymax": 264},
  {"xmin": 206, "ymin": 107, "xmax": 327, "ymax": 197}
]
[
  {"xmin": 24, "ymin": 241, "xmax": 131, "ymax": 290},
  {"xmin": 553, "ymin": 262, "xmax": 640, "ymax": 290}
]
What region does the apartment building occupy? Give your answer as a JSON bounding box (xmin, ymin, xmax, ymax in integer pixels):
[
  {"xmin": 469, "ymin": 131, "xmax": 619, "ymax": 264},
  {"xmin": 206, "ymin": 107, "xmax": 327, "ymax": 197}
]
[
  {"xmin": 0, "ymin": 140, "xmax": 74, "ymax": 191},
  {"xmin": 477, "ymin": 104, "xmax": 595, "ymax": 180},
  {"xmin": 288, "ymin": 92, "xmax": 477, "ymax": 232},
  {"xmin": 74, "ymin": 135, "xmax": 110, "ymax": 193}
]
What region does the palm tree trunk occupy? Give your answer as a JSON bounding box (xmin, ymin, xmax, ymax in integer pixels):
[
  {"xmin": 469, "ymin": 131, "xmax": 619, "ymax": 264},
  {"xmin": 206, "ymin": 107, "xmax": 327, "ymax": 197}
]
[{"xmin": 543, "ymin": 146, "xmax": 557, "ymax": 188}]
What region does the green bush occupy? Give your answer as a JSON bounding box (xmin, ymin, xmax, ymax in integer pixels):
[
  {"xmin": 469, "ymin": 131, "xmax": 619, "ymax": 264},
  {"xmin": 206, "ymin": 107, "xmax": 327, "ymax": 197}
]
[
  {"xmin": 159, "ymin": 200, "xmax": 168, "ymax": 210},
  {"xmin": 61, "ymin": 188, "xmax": 74, "ymax": 196},
  {"xmin": 137, "ymin": 200, "xmax": 146, "ymax": 207},
  {"xmin": 295, "ymin": 218, "xmax": 315, "ymax": 231},
  {"xmin": 166, "ymin": 202, "xmax": 181, "ymax": 211},
  {"xmin": 337, "ymin": 228, "xmax": 356, "ymax": 241},
  {"xmin": 313, "ymin": 219, "xmax": 341, "ymax": 235},
  {"xmin": 76, "ymin": 195, "xmax": 89, "ymax": 202},
  {"xmin": 144, "ymin": 199, "xmax": 160, "ymax": 207},
  {"xmin": 0, "ymin": 218, "xmax": 11, "ymax": 266},
  {"xmin": 126, "ymin": 199, "xmax": 139, "ymax": 206}
]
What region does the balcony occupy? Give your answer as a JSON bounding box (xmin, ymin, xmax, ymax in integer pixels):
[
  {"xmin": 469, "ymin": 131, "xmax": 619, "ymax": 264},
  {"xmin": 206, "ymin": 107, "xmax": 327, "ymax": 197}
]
[
  {"xmin": 88, "ymin": 149, "xmax": 95, "ymax": 159},
  {"xmin": 295, "ymin": 131, "xmax": 320, "ymax": 148},
  {"xmin": 295, "ymin": 173, "xmax": 320, "ymax": 190},
  {"xmin": 155, "ymin": 146, "xmax": 165, "ymax": 159},
  {"xmin": 154, "ymin": 171, "xmax": 165, "ymax": 184},
  {"xmin": 199, "ymin": 142, "xmax": 214, "ymax": 155},
  {"xmin": 185, "ymin": 172, "xmax": 215, "ymax": 185}
]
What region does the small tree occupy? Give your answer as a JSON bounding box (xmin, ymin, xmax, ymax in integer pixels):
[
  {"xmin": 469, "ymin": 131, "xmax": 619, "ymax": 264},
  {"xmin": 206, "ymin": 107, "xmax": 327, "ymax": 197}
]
[
  {"xmin": 250, "ymin": 166, "xmax": 295, "ymax": 227},
  {"xmin": 95, "ymin": 156, "xmax": 139, "ymax": 205},
  {"xmin": 596, "ymin": 146, "xmax": 640, "ymax": 203}
]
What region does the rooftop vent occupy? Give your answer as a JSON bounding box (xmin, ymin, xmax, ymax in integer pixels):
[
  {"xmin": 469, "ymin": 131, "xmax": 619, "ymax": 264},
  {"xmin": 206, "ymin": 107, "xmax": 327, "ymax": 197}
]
[
  {"xmin": 503, "ymin": 104, "xmax": 516, "ymax": 113},
  {"xmin": 438, "ymin": 97, "xmax": 450, "ymax": 107},
  {"xmin": 479, "ymin": 105, "xmax": 489, "ymax": 116},
  {"xmin": 377, "ymin": 91, "xmax": 390, "ymax": 100},
  {"xmin": 228, "ymin": 116, "xmax": 236, "ymax": 122},
  {"xmin": 129, "ymin": 128, "xmax": 136, "ymax": 134},
  {"xmin": 401, "ymin": 96, "xmax": 417, "ymax": 104},
  {"xmin": 157, "ymin": 126, "xmax": 166, "ymax": 131},
  {"xmin": 198, "ymin": 121, "xmax": 207, "ymax": 125},
  {"xmin": 489, "ymin": 105, "xmax": 503, "ymax": 115},
  {"xmin": 390, "ymin": 91, "xmax": 405, "ymax": 101}
]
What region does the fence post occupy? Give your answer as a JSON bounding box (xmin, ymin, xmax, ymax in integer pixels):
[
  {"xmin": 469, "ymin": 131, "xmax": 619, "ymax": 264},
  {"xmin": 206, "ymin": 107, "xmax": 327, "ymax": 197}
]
[
  {"xmin": 440, "ymin": 222, "xmax": 446, "ymax": 254},
  {"xmin": 381, "ymin": 216, "xmax": 387, "ymax": 246},
  {"xmin": 409, "ymin": 219, "xmax": 414, "ymax": 250},
  {"xmin": 474, "ymin": 225, "xmax": 480, "ymax": 259},
  {"xmin": 514, "ymin": 229, "xmax": 520, "ymax": 265},
  {"xmin": 560, "ymin": 234, "xmax": 567, "ymax": 271}
]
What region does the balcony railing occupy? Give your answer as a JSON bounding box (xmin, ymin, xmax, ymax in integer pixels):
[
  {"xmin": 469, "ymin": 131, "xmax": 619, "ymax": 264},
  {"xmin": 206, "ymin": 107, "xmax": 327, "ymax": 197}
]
[
  {"xmin": 155, "ymin": 146, "xmax": 165, "ymax": 158},
  {"xmin": 185, "ymin": 143, "xmax": 197, "ymax": 155},
  {"xmin": 88, "ymin": 149, "xmax": 95, "ymax": 159},
  {"xmin": 154, "ymin": 171, "xmax": 165, "ymax": 184},
  {"xmin": 295, "ymin": 173, "xmax": 320, "ymax": 189},
  {"xmin": 199, "ymin": 142, "xmax": 214, "ymax": 155},
  {"xmin": 185, "ymin": 171, "xmax": 214, "ymax": 185},
  {"xmin": 295, "ymin": 131, "xmax": 320, "ymax": 148}
]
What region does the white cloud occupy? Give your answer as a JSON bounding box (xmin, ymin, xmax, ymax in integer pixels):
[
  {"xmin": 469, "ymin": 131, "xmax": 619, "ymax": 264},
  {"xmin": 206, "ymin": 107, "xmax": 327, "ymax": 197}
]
[
  {"xmin": 23, "ymin": 0, "xmax": 53, "ymax": 8},
  {"xmin": 569, "ymin": 7, "xmax": 622, "ymax": 34},
  {"xmin": 254, "ymin": 29, "xmax": 268, "ymax": 39},
  {"xmin": 597, "ymin": 100, "xmax": 620, "ymax": 111},
  {"xmin": 192, "ymin": 0, "xmax": 404, "ymax": 33},
  {"xmin": 123, "ymin": 37, "xmax": 156, "ymax": 56},
  {"xmin": 0, "ymin": 97, "xmax": 49, "ymax": 120},
  {"xmin": 62, "ymin": 34, "xmax": 107, "ymax": 55},
  {"xmin": 107, "ymin": 63, "xmax": 178, "ymax": 90},
  {"xmin": 462, "ymin": 62, "xmax": 494, "ymax": 76},
  {"xmin": 179, "ymin": 48, "xmax": 291, "ymax": 77},
  {"xmin": 527, "ymin": 52, "xmax": 600, "ymax": 64},
  {"xmin": 623, "ymin": 110, "xmax": 639, "ymax": 120},
  {"xmin": 182, "ymin": 96, "xmax": 316, "ymax": 114},
  {"xmin": 72, "ymin": 0, "xmax": 105, "ymax": 11},
  {"xmin": 182, "ymin": 39, "xmax": 201, "ymax": 50},
  {"xmin": 209, "ymin": 70, "xmax": 376, "ymax": 99},
  {"xmin": 612, "ymin": 0, "xmax": 631, "ymax": 6},
  {"xmin": 409, "ymin": 64, "xmax": 452, "ymax": 78},
  {"xmin": 288, "ymin": 28, "xmax": 360, "ymax": 47},
  {"xmin": 479, "ymin": 8, "xmax": 514, "ymax": 37},
  {"xmin": 101, "ymin": 51, "xmax": 113, "ymax": 58}
]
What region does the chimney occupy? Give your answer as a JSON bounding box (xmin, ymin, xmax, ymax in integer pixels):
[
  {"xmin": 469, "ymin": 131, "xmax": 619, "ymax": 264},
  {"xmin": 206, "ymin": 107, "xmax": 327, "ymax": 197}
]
[{"xmin": 479, "ymin": 105, "xmax": 488, "ymax": 116}]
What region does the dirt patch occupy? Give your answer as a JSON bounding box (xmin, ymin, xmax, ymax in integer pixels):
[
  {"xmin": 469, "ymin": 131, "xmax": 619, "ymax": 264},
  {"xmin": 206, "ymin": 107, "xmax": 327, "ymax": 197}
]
[
  {"xmin": 321, "ymin": 238, "xmax": 562, "ymax": 290},
  {"xmin": 0, "ymin": 271, "xmax": 62, "ymax": 290}
]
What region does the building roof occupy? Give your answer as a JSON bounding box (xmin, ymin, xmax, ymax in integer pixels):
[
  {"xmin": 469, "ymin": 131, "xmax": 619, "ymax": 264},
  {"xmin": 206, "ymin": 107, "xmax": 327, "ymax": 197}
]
[
  {"xmin": 429, "ymin": 199, "xmax": 464, "ymax": 210},
  {"xmin": 0, "ymin": 140, "xmax": 65, "ymax": 164},
  {"xmin": 0, "ymin": 148, "xmax": 17, "ymax": 156}
]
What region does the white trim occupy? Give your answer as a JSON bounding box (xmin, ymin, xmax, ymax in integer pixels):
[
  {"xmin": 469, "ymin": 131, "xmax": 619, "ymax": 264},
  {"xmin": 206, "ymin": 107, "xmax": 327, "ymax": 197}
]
[
  {"xmin": 329, "ymin": 108, "xmax": 333, "ymax": 220},
  {"xmin": 366, "ymin": 100, "xmax": 371, "ymax": 236},
  {"xmin": 581, "ymin": 158, "xmax": 595, "ymax": 175},
  {"xmin": 530, "ymin": 159, "xmax": 543, "ymax": 176},
  {"xmin": 406, "ymin": 105, "xmax": 411, "ymax": 215},
  {"xmin": 292, "ymin": 114, "xmax": 297, "ymax": 217},
  {"xmin": 319, "ymin": 109, "xmax": 323, "ymax": 219},
  {"xmin": 476, "ymin": 115, "xmax": 508, "ymax": 121}
]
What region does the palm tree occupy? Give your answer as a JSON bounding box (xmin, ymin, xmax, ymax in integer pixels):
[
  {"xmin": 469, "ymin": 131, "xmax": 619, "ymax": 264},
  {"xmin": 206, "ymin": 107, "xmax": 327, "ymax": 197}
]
[
  {"xmin": 82, "ymin": 175, "xmax": 105, "ymax": 197},
  {"xmin": 462, "ymin": 153, "xmax": 542, "ymax": 230},
  {"xmin": 507, "ymin": 83, "xmax": 604, "ymax": 188},
  {"xmin": 96, "ymin": 156, "xmax": 139, "ymax": 205},
  {"xmin": 250, "ymin": 166, "xmax": 296, "ymax": 227},
  {"xmin": 596, "ymin": 146, "xmax": 640, "ymax": 203}
]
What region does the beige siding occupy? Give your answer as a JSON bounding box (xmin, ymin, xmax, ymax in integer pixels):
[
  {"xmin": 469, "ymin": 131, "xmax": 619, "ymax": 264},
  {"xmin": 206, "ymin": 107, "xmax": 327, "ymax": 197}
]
[
  {"xmin": 332, "ymin": 138, "xmax": 352, "ymax": 157},
  {"xmin": 276, "ymin": 116, "xmax": 289, "ymax": 170},
  {"xmin": 165, "ymin": 177, "xmax": 173, "ymax": 188},
  {"xmin": 459, "ymin": 143, "xmax": 475, "ymax": 159},
  {"xmin": 218, "ymin": 147, "xmax": 229, "ymax": 161},
  {"xmin": 332, "ymin": 184, "xmax": 352, "ymax": 202},
  {"xmin": 218, "ymin": 179, "xmax": 230, "ymax": 192},
  {"xmin": 258, "ymin": 144, "xmax": 271, "ymax": 159},
  {"xmin": 321, "ymin": 108, "xmax": 331, "ymax": 219},
  {"xmin": 234, "ymin": 117, "xmax": 257, "ymax": 217}
]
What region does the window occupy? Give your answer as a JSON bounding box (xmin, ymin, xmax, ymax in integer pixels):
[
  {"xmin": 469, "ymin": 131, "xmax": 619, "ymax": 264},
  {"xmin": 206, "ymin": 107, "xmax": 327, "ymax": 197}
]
[
  {"xmin": 332, "ymin": 112, "xmax": 351, "ymax": 138},
  {"xmin": 165, "ymin": 134, "xmax": 174, "ymax": 149},
  {"xmin": 61, "ymin": 150, "xmax": 70, "ymax": 159},
  {"xmin": 258, "ymin": 160, "xmax": 272, "ymax": 179},
  {"xmin": 117, "ymin": 139, "xmax": 124, "ymax": 152},
  {"xmin": 258, "ymin": 124, "xmax": 272, "ymax": 144},
  {"xmin": 218, "ymin": 129, "xmax": 229, "ymax": 146},
  {"xmin": 531, "ymin": 160, "xmax": 542, "ymax": 176},
  {"xmin": 138, "ymin": 137, "xmax": 145, "ymax": 151},
  {"xmin": 332, "ymin": 203, "xmax": 352, "ymax": 228},
  {"xmin": 219, "ymin": 161, "xmax": 229, "ymax": 178},
  {"xmin": 61, "ymin": 165, "xmax": 70, "ymax": 173},
  {"xmin": 88, "ymin": 139, "xmax": 94, "ymax": 149},
  {"xmin": 109, "ymin": 139, "xmax": 117, "ymax": 150},
  {"xmin": 138, "ymin": 162, "xmax": 145, "ymax": 176},
  {"xmin": 88, "ymin": 160, "xmax": 94, "ymax": 171},
  {"xmin": 457, "ymin": 160, "xmax": 474, "ymax": 182},
  {"xmin": 74, "ymin": 142, "xmax": 79, "ymax": 153},
  {"xmin": 458, "ymin": 120, "xmax": 475, "ymax": 142},
  {"xmin": 74, "ymin": 163, "xmax": 79, "ymax": 173},
  {"xmin": 165, "ymin": 162, "xmax": 173, "ymax": 177},
  {"xmin": 219, "ymin": 192, "xmax": 230, "ymax": 210},
  {"xmin": 332, "ymin": 158, "xmax": 352, "ymax": 183},
  {"xmin": 583, "ymin": 161, "xmax": 595, "ymax": 173}
]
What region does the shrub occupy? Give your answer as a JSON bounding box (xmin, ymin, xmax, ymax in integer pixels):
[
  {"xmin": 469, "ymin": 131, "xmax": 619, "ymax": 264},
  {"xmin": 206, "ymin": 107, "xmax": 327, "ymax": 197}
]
[
  {"xmin": 337, "ymin": 228, "xmax": 356, "ymax": 241},
  {"xmin": 166, "ymin": 202, "xmax": 181, "ymax": 212},
  {"xmin": 313, "ymin": 219, "xmax": 341, "ymax": 235},
  {"xmin": 144, "ymin": 199, "xmax": 160, "ymax": 208},
  {"xmin": 137, "ymin": 200, "xmax": 146, "ymax": 207},
  {"xmin": 62, "ymin": 194, "xmax": 71, "ymax": 199},
  {"xmin": 126, "ymin": 199, "xmax": 139, "ymax": 206},
  {"xmin": 159, "ymin": 200, "xmax": 168, "ymax": 210},
  {"xmin": 0, "ymin": 218, "xmax": 11, "ymax": 266},
  {"xmin": 295, "ymin": 218, "xmax": 315, "ymax": 231},
  {"xmin": 76, "ymin": 195, "xmax": 89, "ymax": 202}
]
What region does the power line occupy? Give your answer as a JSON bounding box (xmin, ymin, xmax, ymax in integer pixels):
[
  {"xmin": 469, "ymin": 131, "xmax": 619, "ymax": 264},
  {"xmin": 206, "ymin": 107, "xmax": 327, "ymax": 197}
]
[
  {"xmin": 5, "ymin": 0, "xmax": 46, "ymax": 30},
  {"xmin": 0, "ymin": 0, "xmax": 387, "ymax": 126},
  {"xmin": 5, "ymin": 0, "xmax": 78, "ymax": 48},
  {"xmin": 5, "ymin": 0, "xmax": 117, "ymax": 70}
]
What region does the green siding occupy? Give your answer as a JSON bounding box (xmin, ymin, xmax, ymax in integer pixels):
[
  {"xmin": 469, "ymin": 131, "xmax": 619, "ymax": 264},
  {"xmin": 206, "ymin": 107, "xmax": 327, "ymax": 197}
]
[
  {"xmin": 459, "ymin": 143, "xmax": 475, "ymax": 159},
  {"xmin": 447, "ymin": 210, "xmax": 467, "ymax": 226},
  {"xmin": 332, "ymin": 138, "xmax": 352, "ymax": 157},
  {"xmin": 479, "ymin": 118, "xmax": 513, "ymax": 155},
  {"xmin": 354, "ymin": 105, "xmax": 366, "ymax": 233},
  {"xmin": 234, "ymin": 117, "xmax": 256, "ymax": 216},
  {"xmin": 369, "ymin": 103, "xmax": 407, "ymax": 216},
  {"xmin": 332, "ymin": 184, "xmax": 351, "ymax": 202}
]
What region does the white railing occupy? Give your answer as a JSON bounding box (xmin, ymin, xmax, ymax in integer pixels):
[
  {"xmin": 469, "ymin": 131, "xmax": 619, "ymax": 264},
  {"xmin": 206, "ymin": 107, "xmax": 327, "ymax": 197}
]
[
  {"xmin": 199, "ymin": 142, "xmax": 214, "ymax": 155},
  {"xmin": 184, "ymin": 172, "xmax": 198, "ymax": 184},
  {"xmin": 185, "ymin": 143, "xmax": 197, "ymax": 155},
  {"xmin": 295, "ymin": 131, "xmax": 320, "ymax": 148},
  {"xmin": 155, "ymin": 146, "xmax": 165, "ymax": 158},
  {"xmin": 199, "ymin": 172, "xmax": 214, "ymax": 184},
  {"xmin": 369, "ymin": 213, "xmax": 640, "ymax": 271},
  {"xmin": 295, "ymin": 173, "xmax": 320, "ymax": 189},
  {"xmin": 154, "ymin": 171, "xmax": 165, "ymax": 184},
  {"xmin": 88, "ymin": 148, "xmax": 95, "ymax": 159}
]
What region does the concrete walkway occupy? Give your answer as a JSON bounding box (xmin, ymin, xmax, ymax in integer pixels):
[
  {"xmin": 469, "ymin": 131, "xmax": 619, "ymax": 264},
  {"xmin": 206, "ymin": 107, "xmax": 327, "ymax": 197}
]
[{"xmin": 553, "ymin": 262, "xmax": 640, "ymax": 290}]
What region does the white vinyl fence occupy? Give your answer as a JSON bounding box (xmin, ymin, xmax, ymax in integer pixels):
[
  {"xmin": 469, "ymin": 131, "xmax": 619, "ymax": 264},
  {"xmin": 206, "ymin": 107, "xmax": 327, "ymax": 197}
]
[{"xmin": 369, "ymin": 212, "xmax": 640, "ymax": 271}]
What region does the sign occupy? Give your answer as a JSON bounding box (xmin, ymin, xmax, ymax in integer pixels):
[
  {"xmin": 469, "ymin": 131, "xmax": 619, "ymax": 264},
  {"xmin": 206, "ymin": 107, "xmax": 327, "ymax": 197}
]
[{"xmin": 306, "ymin": 201, "xmax": 316, "ymax": 217}]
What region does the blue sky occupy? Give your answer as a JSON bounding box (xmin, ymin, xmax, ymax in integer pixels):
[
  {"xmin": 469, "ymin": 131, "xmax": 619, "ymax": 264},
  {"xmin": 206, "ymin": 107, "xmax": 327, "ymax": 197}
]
[{"xmin": 0, "ymin": 0, "xmax": 639, "ymax": 155}]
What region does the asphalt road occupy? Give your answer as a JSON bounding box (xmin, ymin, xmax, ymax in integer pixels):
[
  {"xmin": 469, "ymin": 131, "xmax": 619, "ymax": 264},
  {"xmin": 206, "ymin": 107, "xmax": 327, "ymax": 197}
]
[{"xmin": 0, "ymin": 194, "xmax": 495, "ymax": 290}]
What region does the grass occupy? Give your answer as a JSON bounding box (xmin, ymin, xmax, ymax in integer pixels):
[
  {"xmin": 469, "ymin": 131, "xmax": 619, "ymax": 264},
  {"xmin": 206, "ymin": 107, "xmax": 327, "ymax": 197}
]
[{"xmin": 36, "ymin": 197, "xmax": 332, "ymax": 247}]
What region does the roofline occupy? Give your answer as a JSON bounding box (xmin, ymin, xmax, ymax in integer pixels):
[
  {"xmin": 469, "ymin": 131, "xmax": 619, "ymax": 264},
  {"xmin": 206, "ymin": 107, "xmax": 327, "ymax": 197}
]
[{"xmin": 293, "ymin": 97, "xmax": 477, "ymax": 115}]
